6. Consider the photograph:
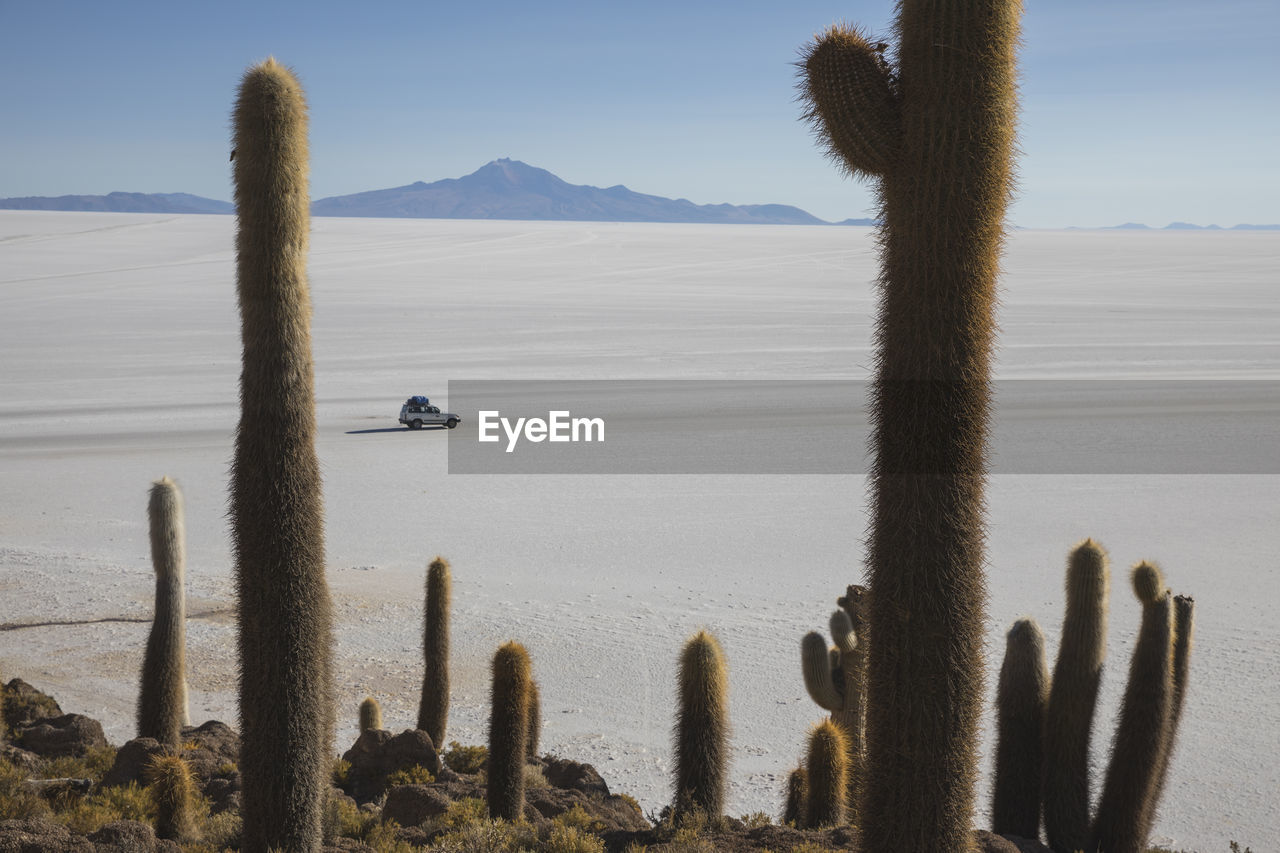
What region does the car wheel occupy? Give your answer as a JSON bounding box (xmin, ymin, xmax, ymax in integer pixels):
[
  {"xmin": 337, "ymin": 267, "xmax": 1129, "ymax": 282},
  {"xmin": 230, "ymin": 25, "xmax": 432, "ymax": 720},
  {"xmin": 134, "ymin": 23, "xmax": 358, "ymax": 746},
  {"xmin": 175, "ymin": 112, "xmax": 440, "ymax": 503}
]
[
  {"xmin": 411, "ymin": 419, "xmax": 423, "ymax": 430},
  {"xmin": 446, "ymin": 418, "xmax": 458, "ymax": 429}
]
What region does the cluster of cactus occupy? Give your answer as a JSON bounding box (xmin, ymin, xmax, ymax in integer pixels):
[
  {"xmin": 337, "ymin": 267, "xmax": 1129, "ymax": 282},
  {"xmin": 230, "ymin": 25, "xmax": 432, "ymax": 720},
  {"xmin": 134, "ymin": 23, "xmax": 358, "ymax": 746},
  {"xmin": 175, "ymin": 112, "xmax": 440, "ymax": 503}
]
[
  {"xmin": 229, "ymin": 58, "xmax": 335, "ymax": 851},
  {"xmin": 137, "ymin": 476, "xmax": 189, "ymax": 749},
  {"xmin": 799, "ymin": 0, "xmax": 1021, "ymax": 848},
  {"xmin": 799, "ymin": 583, "xmax": 868, "ymax": 819},
  {"xmin": 991, "ymin": 540, "xmax": 1195, "ymax": 853}
]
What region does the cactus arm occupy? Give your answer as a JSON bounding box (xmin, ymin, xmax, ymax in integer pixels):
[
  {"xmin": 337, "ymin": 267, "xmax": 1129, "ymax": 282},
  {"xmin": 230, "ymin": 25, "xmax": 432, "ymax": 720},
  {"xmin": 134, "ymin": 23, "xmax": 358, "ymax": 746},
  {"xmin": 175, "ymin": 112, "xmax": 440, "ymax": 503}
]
[
  {"xmin": 1092, "ymin": 563, "xmax": 1175, "ymax": 853},
  {"xmin": 830, "ymin": 609, "xmax": 857, "ymax": 654},
  {"xmin": 800, "ymin": 26, "xmax": 902, "ymax": 179},
  {"xmin": 802, "ymin": 631, "xmax": 844, "ymax": 711},
  {"xmin": 991, "ymin": 618, "xmax": 1050, "ymax": 840},
  {"xmin": 1148, "ymin": 594, "xmax": 1194, "ymax": 832}
]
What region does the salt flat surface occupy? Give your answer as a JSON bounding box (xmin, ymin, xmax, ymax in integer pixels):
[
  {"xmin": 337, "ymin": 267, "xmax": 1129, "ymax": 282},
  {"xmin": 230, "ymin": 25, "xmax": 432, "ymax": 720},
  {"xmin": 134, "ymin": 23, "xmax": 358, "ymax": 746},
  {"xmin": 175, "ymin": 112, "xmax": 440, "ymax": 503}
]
[{"xmin": 1, "ymin": 212, "xmax": 1277, "ymax": 850}]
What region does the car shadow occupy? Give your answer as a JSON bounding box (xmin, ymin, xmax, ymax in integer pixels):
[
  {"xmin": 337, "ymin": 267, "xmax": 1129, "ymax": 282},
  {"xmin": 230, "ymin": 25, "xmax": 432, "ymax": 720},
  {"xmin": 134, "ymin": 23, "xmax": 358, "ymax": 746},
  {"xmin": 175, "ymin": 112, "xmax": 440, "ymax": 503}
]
[{"xmin": 345, "ymin": 426, "xmax": 448, "ymax": 434}]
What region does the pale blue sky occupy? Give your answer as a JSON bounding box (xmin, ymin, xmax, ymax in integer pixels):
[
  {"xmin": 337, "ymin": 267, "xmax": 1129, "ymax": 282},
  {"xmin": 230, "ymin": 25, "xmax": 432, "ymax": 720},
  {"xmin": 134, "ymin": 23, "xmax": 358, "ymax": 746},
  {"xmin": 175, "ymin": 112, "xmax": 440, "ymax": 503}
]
[{"xmin": 1, "ymin": 0, "xmax": 1276, "ymax": 227}]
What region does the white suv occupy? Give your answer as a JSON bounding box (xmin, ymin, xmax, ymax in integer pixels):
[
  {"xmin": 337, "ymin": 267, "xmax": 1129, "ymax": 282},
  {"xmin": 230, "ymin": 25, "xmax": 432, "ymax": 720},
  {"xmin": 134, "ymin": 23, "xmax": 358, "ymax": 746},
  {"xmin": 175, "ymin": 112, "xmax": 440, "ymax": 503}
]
[{"xmin": 399, "ymin": 397, "xmax": 461, "ymax": 430}]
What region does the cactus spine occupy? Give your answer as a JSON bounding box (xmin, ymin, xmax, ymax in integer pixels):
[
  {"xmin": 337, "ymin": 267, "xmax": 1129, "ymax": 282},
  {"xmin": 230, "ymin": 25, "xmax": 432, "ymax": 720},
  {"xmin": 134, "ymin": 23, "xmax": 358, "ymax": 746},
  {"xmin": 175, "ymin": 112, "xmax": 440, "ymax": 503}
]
[
  {"xmin": 783, "ymin": 766, "xmax": 808, "ymax": 828},
  {"xmin": 801, "ymin": 584, "xmax": 869, "ymax": 813},
  {"xmin": 1042, "ymin": 539, "xmax": 1110, "ymax": 853},
  {"xmin": 359, "ymin": 697, "xmax": 382, "ymax": 733},
  {"xmin": 991, "ymin": 618, "xmax": 1049, "ymax": 839},
  {"xmin": 487, "ymin": 641, "xmax": 531, "ymax": 821},
  {"xmin": 526, "ymin": 678, "xmax": 541, "ymax": 760},
  {"xmin": 417, "ymin": 556, "xmax": 451, "ymax": 748},
  {"xmin": 673, "ymin": 630, "xmax": 729, "ymax": 821},
  {"xmin": 147, "ymin": 754, "xmax": 197, "ymax": 841},
  {"xmin": 804, "ymin": 719, "xmax": 850, "ymax": 828},
  {"xmin": 230, "ymin": 58, "xmax": 333, "ymax": 853},
  {"xmin": 137, "ymin": 476, "xmax": 188, "ymax": 748},
  {"xmin": 1091, "ymin": 562, "xmax": 1174, "ymax": 853},
  {"xmin": 800, "ymin": 3, "xmax": 1021, "ymax": 850}
]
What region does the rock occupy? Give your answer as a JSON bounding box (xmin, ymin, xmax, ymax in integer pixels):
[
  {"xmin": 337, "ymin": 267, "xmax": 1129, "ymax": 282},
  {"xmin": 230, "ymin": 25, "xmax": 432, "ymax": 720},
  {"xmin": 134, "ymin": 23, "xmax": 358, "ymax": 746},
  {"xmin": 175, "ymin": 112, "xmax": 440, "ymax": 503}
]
[
  {"xmin": 340, "ymin": 729, "xmax": 440, "ymax": 804},
  {"xmin": 525, "ymin": 786, "xmax": 649, "ymax": 832},
  {"xmin": 14, "ymin": 714, "xmax": 107, "ymax": 758},
  {"xmin": 87, "ymin": 820, "xmax": 182, "ymax": 852},
  {"xmin": 381, "ymin": 784, "xmax": 451, "ymax": 828},
  {"xmin": 0, "ymin": 744, "xmax": 40, "ymax": 773},
  {"xmin": 180, "ymin": 720, "xmax": 239, "ymax": 763},
  {"xmin": 541, "ymin": 756, "xmax": 610, "ymax": 796},
  {"xmin": 2, "ymin": 680, "xmax": 63, "ymax": 731},
  {"xmin": 99, "ymin": 738, "xmax": 169, "ymax": 788},
  {"xmin": 203, "ymin": 777, "xmax": 242, "ymax": 814},
  {"xmin": 0, "ymin": 817, "xmax": 93, "ymax": 852}
]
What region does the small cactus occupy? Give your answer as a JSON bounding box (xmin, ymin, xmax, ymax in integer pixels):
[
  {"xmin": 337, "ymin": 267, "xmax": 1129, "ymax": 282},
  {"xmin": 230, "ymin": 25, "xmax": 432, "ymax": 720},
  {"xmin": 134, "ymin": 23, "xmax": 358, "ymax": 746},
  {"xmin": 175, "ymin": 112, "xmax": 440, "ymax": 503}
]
[
  {"xmin": 487, "ymin": 641, "xmax": 532, "ymax": 820},
  {"xmin": 359, "ymin": 696, "xmax": 382, "ymax": 734},
  {"xmin": 418, "ymin": 556, "xmax": 451, "ymax": 748},
  {"xmin": 783, "ymin": 766, "xmax": 808, "ymax": 828},
  {"xmin": 673, "ymin": 630, "xmax": 729, "ymax": 821},
  {"xmin": 991, "ymin": 618, "xmax": 1049, "ymax": 839},
  {"xmin": 1091, "ymin": 562, "xmax": 1174, "ymax": 853},
  {"xmin": 526, "ymin": 679, "xmax": 541, "ymax": 760},
  {"xmin": 138, "ymin": 476, "xmax": 188, "ymax": 748},
  {"xmin": 804, "ymin": 719, "xmax": 850, "ymax": 828},
  {"xmin": 147, "ymin": 753, "xmax": 197, "ymax": 841}
]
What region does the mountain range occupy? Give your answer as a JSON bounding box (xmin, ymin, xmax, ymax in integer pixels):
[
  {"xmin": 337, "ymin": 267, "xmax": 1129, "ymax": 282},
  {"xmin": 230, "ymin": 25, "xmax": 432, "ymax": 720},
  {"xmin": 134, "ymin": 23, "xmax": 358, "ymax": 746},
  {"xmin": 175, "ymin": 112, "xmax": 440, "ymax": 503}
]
[
  {"xmin": 1, "ymin": 160, "xmax": 1273, "ymax": 229},
  {"xmin": 1, "ymin": 159, "xmax": 870, "ymax": 226}
]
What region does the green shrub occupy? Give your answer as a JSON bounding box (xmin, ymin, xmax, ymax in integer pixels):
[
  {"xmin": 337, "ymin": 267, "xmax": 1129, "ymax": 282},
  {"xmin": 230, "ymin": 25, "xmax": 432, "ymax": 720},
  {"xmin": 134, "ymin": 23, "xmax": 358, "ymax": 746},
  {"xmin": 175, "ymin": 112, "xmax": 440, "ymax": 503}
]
[
  {"xmin": 544, "ymin": 823, "xmax": 605, "ymax": 853},
  {"xmin": 386, "ymin": 764, "xmax": 435, "ymax": 787},
  {"xmin": 0, "ymin": 761, "xmax": 52, "ymax": 820},
  {"xmin": 551, "ymin": 804, "xmax": 604, "ymax": 835},
  {"xmin": 444, "ymin": 741, "xmax": 488, "ymax": 774},
  {"xmin": 437, "ymin": 819, "xmax": 538, "ymax": 852}
]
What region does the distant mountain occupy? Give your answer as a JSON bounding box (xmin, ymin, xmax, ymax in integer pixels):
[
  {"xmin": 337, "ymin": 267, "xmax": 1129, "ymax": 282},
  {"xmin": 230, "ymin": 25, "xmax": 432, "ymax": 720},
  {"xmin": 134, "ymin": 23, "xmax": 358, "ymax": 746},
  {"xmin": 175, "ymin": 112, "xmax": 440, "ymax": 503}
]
[
  {"xmin": 0, "ymin": 191, "xmax": 232, "ymax": 214},
  {"xmin": 309, "ymin": 159, "xmax": 830, "ymax": 225},
  {"xmin": 1100, "ymin": 221, "xmax": 1279, "ymax": 231}
]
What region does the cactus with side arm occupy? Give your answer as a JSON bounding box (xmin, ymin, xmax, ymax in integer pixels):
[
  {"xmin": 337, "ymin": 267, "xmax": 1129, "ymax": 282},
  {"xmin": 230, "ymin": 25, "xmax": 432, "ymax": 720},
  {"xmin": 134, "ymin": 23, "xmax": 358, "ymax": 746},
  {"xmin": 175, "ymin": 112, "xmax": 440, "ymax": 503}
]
[{"xmin": 800, "ymin": 3, "xmax": 1022, "ymax": 849}]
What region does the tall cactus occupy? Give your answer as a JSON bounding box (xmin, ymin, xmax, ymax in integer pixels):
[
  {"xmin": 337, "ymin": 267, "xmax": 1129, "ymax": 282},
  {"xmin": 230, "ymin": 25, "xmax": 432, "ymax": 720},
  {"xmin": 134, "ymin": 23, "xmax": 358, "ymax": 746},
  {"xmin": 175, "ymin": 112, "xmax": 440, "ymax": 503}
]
[
  {"xmin": 417, "ymin": 556, "xmax": 451, "ymax": 747},
  {"xmin": 673, "ymin": 630, "xmax": 729, "ymax": 821},
  {"xmin": 990, "ymin": 618, "xmax": 1049, "ymax": 839},
  {"xmin": 1043, "ymin": 539, "xmax": 1110, "ymax": 853},
  {"xmin": 1091, "ymin": 562, "xmax": 1174, "ymax": 853},
  {"xmin": 230, "ymin": 57, "xmax": 333, "ymax": 853},
  {"xmin": 488, "ymin": 641, "xmax": 532, "ymax": 821},
  {"xmin": 138, "ymin": 476, "xmax": 188, "ymax": 748},
  {"xmin": 800, "ymin": 584, "xmax": 868, "ymax": 813},
  {"xmin": 800, "ymin": 4, "xmax": 1021, "ymax": 851}
]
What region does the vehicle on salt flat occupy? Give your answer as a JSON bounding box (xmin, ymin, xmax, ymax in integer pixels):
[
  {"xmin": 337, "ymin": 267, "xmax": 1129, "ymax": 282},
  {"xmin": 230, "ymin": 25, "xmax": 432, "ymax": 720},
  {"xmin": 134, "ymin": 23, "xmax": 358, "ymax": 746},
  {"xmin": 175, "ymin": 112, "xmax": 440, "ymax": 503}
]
[{"xmin": 399, "ymin": 395, "xmax": 461, "ymax": 430}]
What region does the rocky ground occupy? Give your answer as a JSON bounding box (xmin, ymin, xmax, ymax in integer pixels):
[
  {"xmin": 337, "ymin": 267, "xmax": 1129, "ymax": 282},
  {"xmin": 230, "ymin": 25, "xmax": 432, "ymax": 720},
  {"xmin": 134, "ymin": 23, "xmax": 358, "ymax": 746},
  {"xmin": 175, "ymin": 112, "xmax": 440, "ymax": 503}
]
[{"xmin": 0, "ymin": 677, "xmax": 1063, "ymax": 852}]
